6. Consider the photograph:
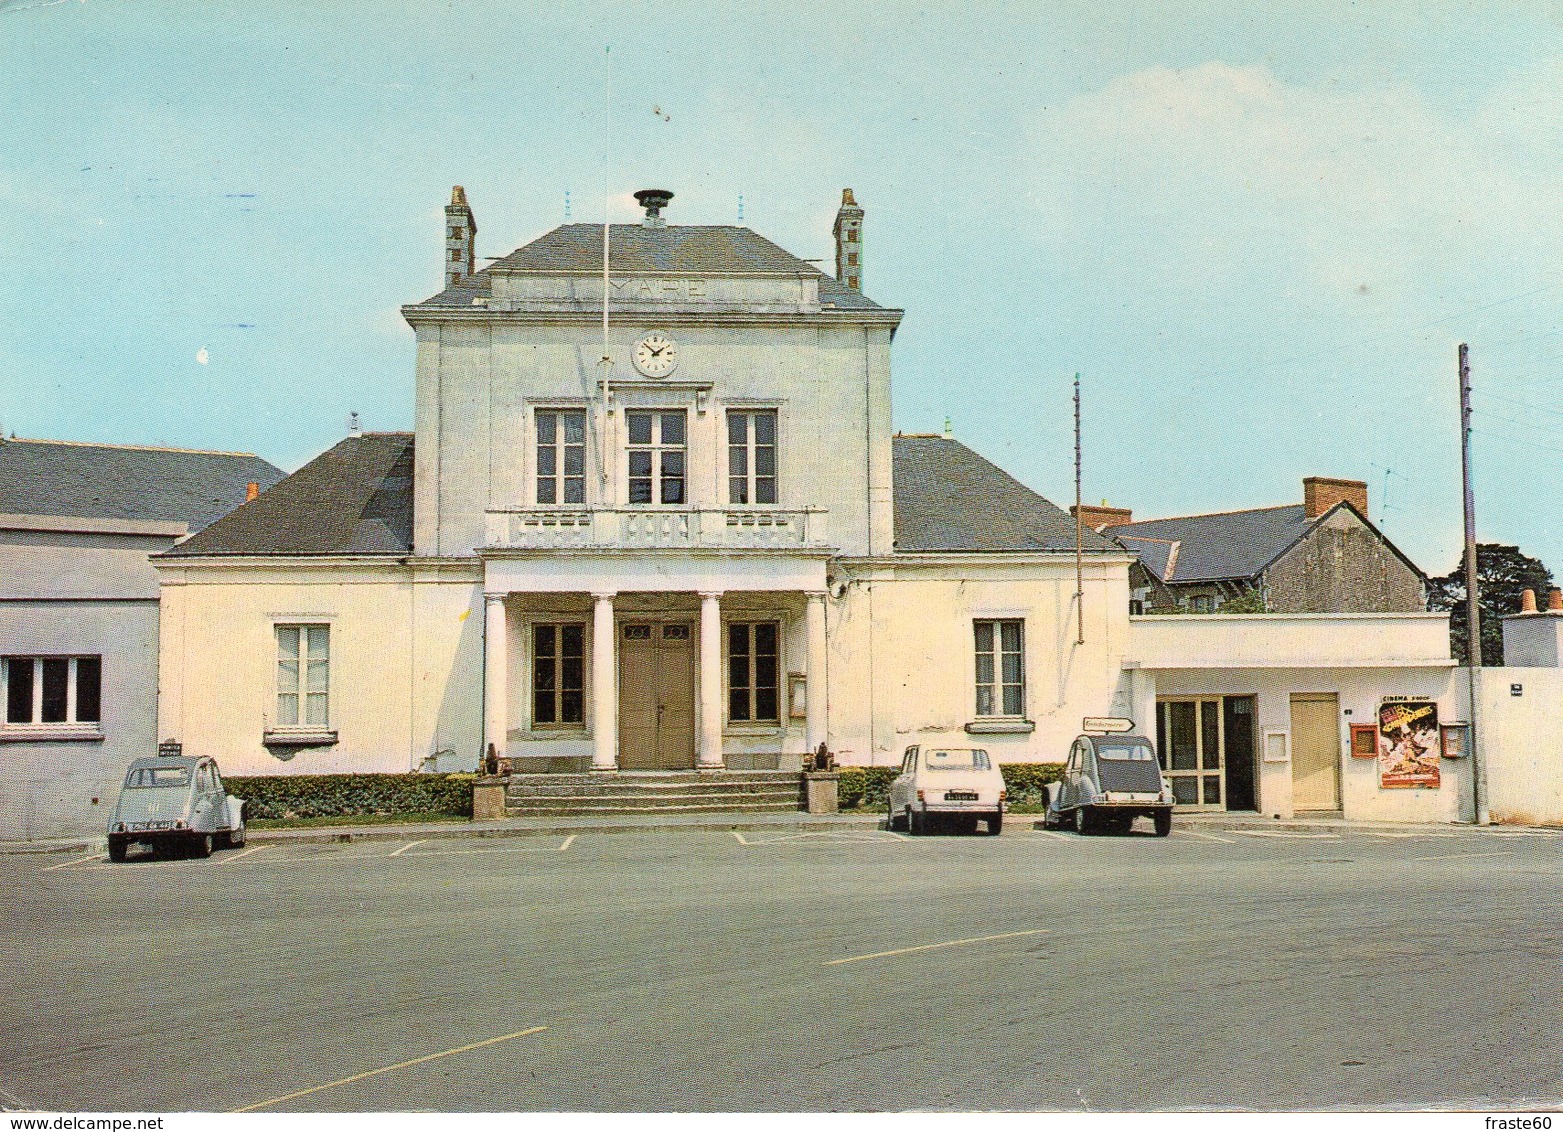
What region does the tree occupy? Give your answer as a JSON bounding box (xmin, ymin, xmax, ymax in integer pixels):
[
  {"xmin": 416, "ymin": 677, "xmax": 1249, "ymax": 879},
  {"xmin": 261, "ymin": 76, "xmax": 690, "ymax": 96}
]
[{"xmin": 1426, "ymin": 543, "xmax": 1555, "ymax": 665}]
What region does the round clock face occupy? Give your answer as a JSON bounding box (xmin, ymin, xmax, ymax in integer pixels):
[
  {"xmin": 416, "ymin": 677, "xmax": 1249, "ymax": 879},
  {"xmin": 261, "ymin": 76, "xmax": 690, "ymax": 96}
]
[{"xmin": 632, "ymin": 332, "xmax": 678, "ymax": 378}]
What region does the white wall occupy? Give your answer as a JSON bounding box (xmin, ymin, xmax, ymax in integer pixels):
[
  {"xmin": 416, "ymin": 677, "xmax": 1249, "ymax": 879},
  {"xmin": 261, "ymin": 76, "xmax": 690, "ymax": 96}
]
[
  {"xmin": 1478, "ymin": 667, "xmax": 1563, "ymax": 827},
  {"xmin": 1129, "ymin": 612, "xmax": 1452, "ymax": 669},
  {"xmin": 157, "ymin": 562, "xmax": 482, "ymax": 777}
]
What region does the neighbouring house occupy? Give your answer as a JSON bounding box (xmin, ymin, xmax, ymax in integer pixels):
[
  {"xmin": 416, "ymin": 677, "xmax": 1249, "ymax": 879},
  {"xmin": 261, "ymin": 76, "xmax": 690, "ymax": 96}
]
[
  {"xmin": 151, "ymin": 183, "xmax": 1470, "ymax": 825},
  {"xmin": 1076, "ymin": 477, "xmax": 1427, "ymax": 615},
  {"xmin": 0, "ymin": 436, "xmax": 283, "ymax": 839}
]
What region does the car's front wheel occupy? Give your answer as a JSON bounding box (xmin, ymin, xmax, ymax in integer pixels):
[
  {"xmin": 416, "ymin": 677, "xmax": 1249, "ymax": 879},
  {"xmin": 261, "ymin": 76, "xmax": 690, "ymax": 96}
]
[
  {"xmin": 1074, "ymin": 806, "xmax": 1092, "ymax": 836},
  {"xmin": 887, "ymin": 800, "xmax": 906, "ymax": 832},
  {"xmin": 1153, "ymin": 809, "xmax": 1172, "ymax": 837},
  {"xmin": 908, "ymin": 807, "xmax": 924, "ymax": 836}
]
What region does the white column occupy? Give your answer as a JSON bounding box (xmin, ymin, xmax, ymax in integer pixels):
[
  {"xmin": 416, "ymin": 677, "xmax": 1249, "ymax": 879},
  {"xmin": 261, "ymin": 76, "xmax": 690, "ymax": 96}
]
[
  {"xmin": 699, "ymin": 591, "xmax": 725, "ymax": 770},
  {"xmin": 591, "ymin": 593, "xmax": 618, "ymax": 772},
  {"xmin": 483, "ymin": 593, "xmax": 507, "ymax": 766},
  {"xmin": 805, "ymin": 591, "xmax": 828, "ymax": 757}
]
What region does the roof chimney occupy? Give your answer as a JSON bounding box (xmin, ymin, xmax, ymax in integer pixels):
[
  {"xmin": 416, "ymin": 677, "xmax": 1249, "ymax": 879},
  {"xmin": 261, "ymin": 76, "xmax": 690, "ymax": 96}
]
[
  {"xmin": 634, "ymin": 189, "xmax": 673, "ymax": 228},
  {"xmin": 348, "ymin": 412, "xmax": 362, "ymax": 437},
  {"xmin": 1551, "ymin": 588, "xmax": 1563, "ymax": 613},
  {"xmin": 245, "ymin": 481, "xmax": 259, "ymax": 503},
  {"xmin": 1521, "ymin": 588, "xmax": 1538, "ymax": 613},
  {"xmin": 1071, "ymin": 503, "xmax": 1134, "ymax": 531},
  {"xmin": 1303, "ymin": 476, "xmax": 1368, "ymax": 520},
  {"xmin": 833, "ymin": 188, "xmax": 864, "ymax": 291},
  {"xmin": 445, "ymin": 185, "xmax": 477, "ymax": 288}
]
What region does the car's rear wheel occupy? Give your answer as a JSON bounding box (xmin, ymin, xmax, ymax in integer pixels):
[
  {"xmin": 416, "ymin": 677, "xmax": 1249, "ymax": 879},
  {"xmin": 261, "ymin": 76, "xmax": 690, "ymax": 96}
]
[
  {"xmin": 107, "ymin": 836, "xmax": 128, "ymax": 863},
  {"xmin": 190, "ymin": 833, "xmax": 213, "ymax": 859},
  {"xmin": 986, "ymin": 814, "xmax": 1003, "ymax": 836},
  {"xmin": 1153, "ymin": 809, "xmax": 1172, "ymax": 837},
  {"xmin": 887, "ymin": 799, "xmax": 905, "ymax": 832}
]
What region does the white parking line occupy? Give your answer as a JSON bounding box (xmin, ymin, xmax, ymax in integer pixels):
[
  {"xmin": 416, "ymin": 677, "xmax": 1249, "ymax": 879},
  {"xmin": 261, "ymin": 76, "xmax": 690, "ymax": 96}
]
[
  {"xmin": 1033, "ymin": 830, "xmax": 1071, "ymax": 841},
  {"xmin": 42, "ymin": 853, "xmax": 104, "ymax": 872},
  {"xmin": 1232, "ymin": 830, "xmax": 1341, "ymax": 840},
  {"xmin": 1175, "ymin": 829, "xmax": 1236, "ymax": 844},
  {"xmin": 396, "ymin": 837, "xmax": 575, "ymax": 858},
  {"xmin": 389, "ymin": 840, "xmax": 426, "ymax": 856},
  {"xmin": 558, "ymin": 834, "xmax": 576, "ymax": 851},
  {"xmin": 0, "ymin": 1084, "xmax": 33, "ymax": 1110},
  {"xmin": 216, "ymin": 844, "xmax": 271, "ymax": 865},
  {"xmin": 1410, "ymin": 850, "xmax": 1515, "ymax": 863}
]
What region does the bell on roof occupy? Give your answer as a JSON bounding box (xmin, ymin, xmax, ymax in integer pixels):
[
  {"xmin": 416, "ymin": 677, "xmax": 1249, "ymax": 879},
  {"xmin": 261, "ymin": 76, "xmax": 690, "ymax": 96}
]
[{"xmin": 634, "ymin": 189, "xmax": 673, "ymax": 228}]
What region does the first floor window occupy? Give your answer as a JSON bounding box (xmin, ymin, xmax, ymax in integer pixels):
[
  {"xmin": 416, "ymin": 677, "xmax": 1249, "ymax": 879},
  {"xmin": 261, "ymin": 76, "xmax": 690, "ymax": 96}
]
[
  {"xmin": 533, "ymin": 623, "xmax": 585, "ymax": 726},
  {"xmin": 626, "ymin": 410, "xmax": 686, "ymax": 505},
  {"xmin": 727, "ymin": 409, "xmax": 777, "ymax": 504},
  {"xmin": 536, "ymin": 409, "xmax": 587, "ymax": 505},
  {"xmin": 974, "ymin": 619, "xmax": 1024, "ymax": 717},
  {"xmin": 728, "ymin": 622, "xmax": 779, "ymax": 723},
  {"xmin": 3, "ymin": 656, "xmax": 101, "ymax": 726},
  {"xmin": 276, "ymin": 625, "xmax": 329, "ymax": 727}
]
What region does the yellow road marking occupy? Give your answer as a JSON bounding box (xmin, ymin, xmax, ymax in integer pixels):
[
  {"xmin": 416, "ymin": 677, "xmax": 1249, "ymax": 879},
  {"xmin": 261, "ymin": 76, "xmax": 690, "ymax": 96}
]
[
  {"xmin": 216, "ymin": 844, "xmax": 270, "ymax": 864},
  {"xmin": 229, "ymin": 1025, "xmax": 549, "ymax": 1112},
  {"xmin": 42, "ymin": 853, "xmax": 104, "ymax": 872},
  {"xmin": 824, "ymin": 929, "xmax": 1048, "ymax": 966},
  {"xmin": 558, "ymin": 834, "xmax": 576, "ymax": 851},
  {"xmin": 389, "ymin": 840, "xmax": 426, "ymax": 857}
]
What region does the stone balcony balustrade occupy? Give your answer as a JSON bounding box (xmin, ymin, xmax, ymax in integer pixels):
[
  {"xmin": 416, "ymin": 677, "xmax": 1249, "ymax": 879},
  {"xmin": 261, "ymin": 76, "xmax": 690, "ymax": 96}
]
[{"xmin": 485, "ymin": 507, "xmax": 829, "ymax": 552}]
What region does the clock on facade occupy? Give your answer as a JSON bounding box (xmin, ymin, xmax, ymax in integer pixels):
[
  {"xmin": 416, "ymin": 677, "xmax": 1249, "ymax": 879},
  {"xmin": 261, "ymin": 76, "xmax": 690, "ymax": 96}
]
[{"xmin": 632, "ymin": 331, "xmax": 678, "ymax": 378}]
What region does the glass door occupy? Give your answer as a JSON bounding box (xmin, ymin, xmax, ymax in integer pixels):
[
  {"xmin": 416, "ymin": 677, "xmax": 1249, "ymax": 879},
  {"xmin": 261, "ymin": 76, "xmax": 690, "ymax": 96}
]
[{"xmin": 1156, "ymin": 698, "xmax": 1225, "ymax": 810}]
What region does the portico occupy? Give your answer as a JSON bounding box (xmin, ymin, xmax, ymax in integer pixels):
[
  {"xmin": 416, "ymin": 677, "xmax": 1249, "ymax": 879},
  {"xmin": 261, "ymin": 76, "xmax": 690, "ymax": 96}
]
[{"xmin": 481, "ymin": 552, "xmax": 830, "ymax": 773}]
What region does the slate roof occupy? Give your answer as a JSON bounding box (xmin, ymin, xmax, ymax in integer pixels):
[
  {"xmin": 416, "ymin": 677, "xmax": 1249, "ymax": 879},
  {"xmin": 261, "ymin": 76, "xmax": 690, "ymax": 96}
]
[
  {"xmin": 892, "ymin": 435, "xmax": 1119, "ymax": 554},
  {"xmin": 1110, "ymin": 504, "xmax": 1316, "ymax": 584},
  {"xmin": 162, "ymin": 433, "xmax": 414, "ymax": 557},
  {"xmin": 0, "ymin": 437, "xmax": 284, "ymax": 531},
  {"xmin": 410, "ymin": 223, "xmax": 885, "ymax": 311}
]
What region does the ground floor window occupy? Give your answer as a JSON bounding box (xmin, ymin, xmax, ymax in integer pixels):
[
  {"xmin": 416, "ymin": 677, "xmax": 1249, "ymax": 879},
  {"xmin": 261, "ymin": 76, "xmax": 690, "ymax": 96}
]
[
  {"xmin": 974, "ymin": 619, "xmax": 1024, "ymax": 717},
  {"xmin": 2, "ymin": 656, "xmax": 101, "ymax": 726},
  {"xmin": 276, "ymin": 626, "xmax": 329, "ymax": 727},
  {"xmin": 727, "ymin": 621, "xmax": 779, "ymax": 723},
  {"xmin": 533, "ymin": 623, "xmax": 585, "ymax": 725},
  {"xmin": 1156, "ymin": 695, "xmax": 1257, "ymax": 811}
]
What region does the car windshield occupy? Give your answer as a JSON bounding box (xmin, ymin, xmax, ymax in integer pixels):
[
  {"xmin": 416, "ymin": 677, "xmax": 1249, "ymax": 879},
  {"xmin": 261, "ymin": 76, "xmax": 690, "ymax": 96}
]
[
  {"xmin": 923, "ymin": 749, "xmax": 991, "ymax": 771},
  {"xmin": 125, "ymin": 765, "xmax": 192, "ymax": 789},
  {"xmin": 1096, "ymin": 739, "xmax": 1155, "ymax": 761}
]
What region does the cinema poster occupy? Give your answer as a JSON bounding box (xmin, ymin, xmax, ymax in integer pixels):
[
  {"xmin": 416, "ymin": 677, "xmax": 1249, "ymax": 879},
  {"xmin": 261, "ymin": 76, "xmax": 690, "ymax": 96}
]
[{"xmin": 1378, "ymin": 697, "xmax": 1441, "ymax": 789}]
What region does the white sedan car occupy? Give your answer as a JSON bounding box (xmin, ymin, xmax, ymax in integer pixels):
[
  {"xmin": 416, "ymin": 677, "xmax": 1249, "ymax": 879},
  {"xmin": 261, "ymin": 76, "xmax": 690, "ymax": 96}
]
[{"xmin": 887, "ymin": 745, "xmax": 1006, "ymax": 835}]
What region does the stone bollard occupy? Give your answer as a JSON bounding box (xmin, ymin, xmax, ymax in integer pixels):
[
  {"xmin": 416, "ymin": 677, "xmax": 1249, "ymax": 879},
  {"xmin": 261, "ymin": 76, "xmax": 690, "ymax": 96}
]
[
  {"xmin": 803, "ymin": 771, "xmax": 840, "ymax": 814},
  {"xmin": 472, "ymin": 777, "xmax": 508, "ymax": 821}
]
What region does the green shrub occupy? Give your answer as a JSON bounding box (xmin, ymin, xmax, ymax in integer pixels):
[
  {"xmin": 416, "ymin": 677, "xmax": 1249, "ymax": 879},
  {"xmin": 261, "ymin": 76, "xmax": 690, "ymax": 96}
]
[
  {"xmin": 837, "ymin": 762, "xmax": 1065, "ymax": 811},
  {"xmin": 226, "ymin": 773, "xmax": 475, "ymax": 821}
]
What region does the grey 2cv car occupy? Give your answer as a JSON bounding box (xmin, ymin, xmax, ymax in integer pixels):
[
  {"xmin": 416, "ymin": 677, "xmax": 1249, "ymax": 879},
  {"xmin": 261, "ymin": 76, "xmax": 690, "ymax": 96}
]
[
  {"xmin": 108, "ymin": 755, "xmax": 246, "ymax": 861},
  {"xmin": 1046, "ymin": 721, "xmax": 1174, "ymax": 836}
]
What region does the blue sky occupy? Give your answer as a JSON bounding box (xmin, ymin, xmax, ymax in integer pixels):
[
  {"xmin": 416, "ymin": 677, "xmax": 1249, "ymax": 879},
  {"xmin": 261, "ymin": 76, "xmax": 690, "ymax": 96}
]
[{"xmin": 3, "ymin": 1, "xmax": 1562, "ymax": 581}]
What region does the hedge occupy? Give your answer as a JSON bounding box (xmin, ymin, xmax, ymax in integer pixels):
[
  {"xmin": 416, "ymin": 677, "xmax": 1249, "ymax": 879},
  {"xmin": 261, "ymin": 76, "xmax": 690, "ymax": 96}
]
[
  {"xmin": 837, "ymin": 762, "xmax": 1065, "ymax": 811},
  {"xmin": 226, "ymin": 773, "xmax": 476, "ymax": 821}
]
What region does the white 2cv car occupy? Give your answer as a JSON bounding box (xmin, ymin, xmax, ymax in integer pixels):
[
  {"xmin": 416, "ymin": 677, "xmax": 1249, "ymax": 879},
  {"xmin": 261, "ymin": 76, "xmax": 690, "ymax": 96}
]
[
  {"xmin": 1046, "ymin": 718, "xmax": 1174, "ymax": 836},
  {"xmin": 887, "ymin": 745, "xmax": 1006, "ymax": 835},
  {"xmin": 107, "ymin": 755, "xmax": 247, "ymax": 861}
]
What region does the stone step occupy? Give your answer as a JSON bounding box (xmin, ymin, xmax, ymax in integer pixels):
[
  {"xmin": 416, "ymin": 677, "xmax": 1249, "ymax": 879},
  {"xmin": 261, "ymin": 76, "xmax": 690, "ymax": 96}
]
[
  {"xmin": 506, "ymin": 770, "xmax": 800, "ymax": 786},
  {"xmin": 504, "ymin": 800, "xmax": 803, "ymax": 817},
  {"xmin": 507, "ymin": 789, "xmax": 802, "ymax": 809}
]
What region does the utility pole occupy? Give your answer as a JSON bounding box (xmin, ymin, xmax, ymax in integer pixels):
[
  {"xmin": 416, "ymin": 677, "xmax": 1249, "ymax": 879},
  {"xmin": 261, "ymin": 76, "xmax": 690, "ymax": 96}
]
[
  {"xmin": 1459, "ymin": 343, "xmax": 1488, "ymax": 825},
  {"xmin": 1074, "ymin": 373, "xmax": 1084, "ymax": 646}
]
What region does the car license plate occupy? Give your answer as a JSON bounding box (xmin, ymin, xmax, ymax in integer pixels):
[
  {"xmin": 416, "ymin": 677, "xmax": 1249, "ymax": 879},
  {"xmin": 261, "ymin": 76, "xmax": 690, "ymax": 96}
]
[{"xmin": 945, "ymin": 791, "xmax": 978, "ymax": 801}]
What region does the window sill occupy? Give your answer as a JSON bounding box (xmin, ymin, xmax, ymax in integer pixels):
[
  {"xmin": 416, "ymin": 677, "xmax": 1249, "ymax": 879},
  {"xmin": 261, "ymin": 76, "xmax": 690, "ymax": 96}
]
[
  {"xmin": 725, "ymin": 723, "xmax": 785, "ymax": 736},
  {"xmin": 263, "ymin": 729, "xmax": 338, "ymax": 748},
  {"xmin": 964, "ymin": 719, "xmax": 1036, "ymax": 735},
  {"xmin": 0, "ymin": 726, "xmax": 104, "ymax": 743},
  {"xmin": 510, "ymin": 728, "xmax": 589, "ymax": 741}
]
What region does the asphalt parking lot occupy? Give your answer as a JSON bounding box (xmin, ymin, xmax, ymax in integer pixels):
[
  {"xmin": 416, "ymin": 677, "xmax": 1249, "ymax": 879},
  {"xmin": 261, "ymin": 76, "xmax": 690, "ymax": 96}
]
[{"xmin": 3, "ymin": 821, "xmax": 1561, "ymax": 1112}]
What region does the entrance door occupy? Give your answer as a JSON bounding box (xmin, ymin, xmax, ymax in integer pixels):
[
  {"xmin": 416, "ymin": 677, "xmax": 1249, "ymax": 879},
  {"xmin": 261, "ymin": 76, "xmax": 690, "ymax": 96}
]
[
  {"xmin": 1222, "ymin": 696, "xmax": 1258, "ymax": 811},
  {"xmin": 1156, "ymin": 698, "xmax": 1224, "ymax": 809},
  {"xmin": 1290, "ymin": 693, "xmax": 1341, "ymax": 811},
  {"xmin": 619, "ymin": 623, "xmax": 696, "ymax": 770}
]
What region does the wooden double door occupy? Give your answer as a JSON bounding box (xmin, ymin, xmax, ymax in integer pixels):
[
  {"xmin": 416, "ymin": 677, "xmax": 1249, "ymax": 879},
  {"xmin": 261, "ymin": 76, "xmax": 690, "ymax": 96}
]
[{"xmin": 618, "ymin": 622, "xmax": 696, "ymax": 770}]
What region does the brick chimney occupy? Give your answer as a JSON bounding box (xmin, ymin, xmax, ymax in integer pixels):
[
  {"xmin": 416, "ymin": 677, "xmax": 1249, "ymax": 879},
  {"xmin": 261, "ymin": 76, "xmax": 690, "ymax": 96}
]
[
  {"xmin": 1071, "ymin": 503, "xmax": 1133, "ymax": 531},
  {"xmin": 245, "ymin": 482, "xmax": 259, "ymax": 503},
  {"xmin": 1303, "ymin": 476, "xmax": 1368, "ymax": 520},
  {"xmin": 833, "ymin": 188, "xmax": 864, "ymax": 292},
  {"xmin": 445, "ymin": 185, "xmax": 477, "ymax": 288}
]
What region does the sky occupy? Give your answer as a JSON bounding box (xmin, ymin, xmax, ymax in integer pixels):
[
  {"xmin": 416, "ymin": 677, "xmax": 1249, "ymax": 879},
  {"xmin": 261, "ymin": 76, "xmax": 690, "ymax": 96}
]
[{"xmin": 3, "ymin": 1, "xmax": 1563, "ymax": 580}]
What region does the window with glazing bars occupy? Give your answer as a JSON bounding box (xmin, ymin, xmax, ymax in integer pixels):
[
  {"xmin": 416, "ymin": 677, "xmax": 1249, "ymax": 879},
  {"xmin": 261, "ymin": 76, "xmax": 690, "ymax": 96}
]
[
  {"xmin": 2, "ymin": 657, "xmax": 101, "ymax": 726},
  {"xmin": 727, "ymin": 409, "xmax": 777, "ymax": 504},
  {"xmin": 532, "ymin": 623, "xmax": 585, "ymax": 726},
  {"xmin": 626, "ymin": 410, "xmax": 686, "ymax": 504},
  {"xmin": 276, "ymin": 626, "xmax": 329, "ymax": 727},
  {"xmin": 974, "ymin": 619, "xmax": 1024, "ymax": 717},
  {"xmin": 728, "ymin": 622, "xmax": 779, "ymax": 723},
  {"xmin": 536, "ymin": 409, "xmax": 587, "ymax": 505}
]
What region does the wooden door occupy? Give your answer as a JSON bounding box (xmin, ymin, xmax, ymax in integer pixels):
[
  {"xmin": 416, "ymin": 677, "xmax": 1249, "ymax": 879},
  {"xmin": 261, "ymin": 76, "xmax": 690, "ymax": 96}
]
[
  {"xmin": 1290, "ymin": 693, "xmax": 1341, "ymax": 811},
  {"xmin": 618, "ymin": 623, "xmax": 695, "ymax": 770}
]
